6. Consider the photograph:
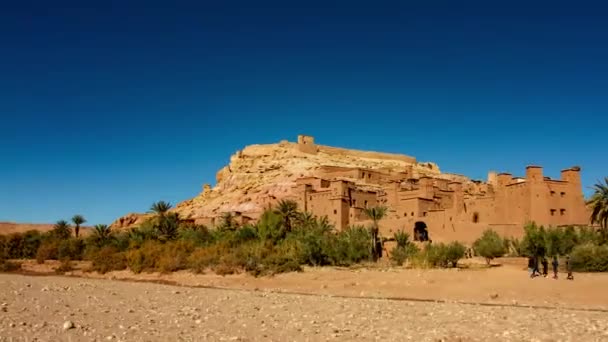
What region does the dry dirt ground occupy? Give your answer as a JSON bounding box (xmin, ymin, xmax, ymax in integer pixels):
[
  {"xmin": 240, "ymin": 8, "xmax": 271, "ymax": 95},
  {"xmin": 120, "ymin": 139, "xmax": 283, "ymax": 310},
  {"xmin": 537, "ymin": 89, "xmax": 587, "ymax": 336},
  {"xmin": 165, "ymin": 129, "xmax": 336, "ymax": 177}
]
[{"xmin": 2, "ymin": 259, "xmax": 608, "ymax": 341}]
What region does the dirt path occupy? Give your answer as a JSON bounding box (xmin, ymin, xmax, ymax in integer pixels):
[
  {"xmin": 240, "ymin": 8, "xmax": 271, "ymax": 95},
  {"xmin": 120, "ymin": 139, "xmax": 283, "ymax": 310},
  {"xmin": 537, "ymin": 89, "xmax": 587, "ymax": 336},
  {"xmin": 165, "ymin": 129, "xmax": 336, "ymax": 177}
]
[{"xmin": 1, "ymin": 273, "xmax": 608, "ymax": 342}]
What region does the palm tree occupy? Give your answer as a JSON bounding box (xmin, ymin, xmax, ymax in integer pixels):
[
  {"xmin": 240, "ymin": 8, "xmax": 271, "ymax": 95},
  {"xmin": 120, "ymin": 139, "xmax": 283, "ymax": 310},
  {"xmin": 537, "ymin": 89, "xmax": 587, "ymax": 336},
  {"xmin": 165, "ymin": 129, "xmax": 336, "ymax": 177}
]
[
  {"xmin": 52, "ymin": 220, "xmax": 71, "ymax": 240},
  {"xmin": 588, "ymin": 177, "xmax": 608, "ymax": 238},
  {"xmin": 149, "ymin": 201, "xmax": 172, "ymax": 216},
  {"xmin": 157, "ymin": 212, "xmax": 180, "ymax": 241},
  {"xmin": 363, "ymin": 206, "xmax": 388, "ymax": 261},
  {"xmin": 274, "ymin": 200, "xmax": 299, "ymax": 233},
  {"xmin": 92, "ymin": 224, "xmax": 112, "ymax": 245},
  {"xmin": 71, "ymin": 214, "xmax": 86, "ymax": 238}
]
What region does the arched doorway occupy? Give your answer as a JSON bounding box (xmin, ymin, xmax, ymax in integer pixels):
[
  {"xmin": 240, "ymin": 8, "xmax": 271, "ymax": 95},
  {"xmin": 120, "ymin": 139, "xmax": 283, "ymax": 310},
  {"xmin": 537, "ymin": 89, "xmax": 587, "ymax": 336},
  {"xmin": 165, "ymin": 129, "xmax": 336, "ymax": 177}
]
[{"xmin": 414, "ymin": 221, "xmax": 429, "ymax": 242}]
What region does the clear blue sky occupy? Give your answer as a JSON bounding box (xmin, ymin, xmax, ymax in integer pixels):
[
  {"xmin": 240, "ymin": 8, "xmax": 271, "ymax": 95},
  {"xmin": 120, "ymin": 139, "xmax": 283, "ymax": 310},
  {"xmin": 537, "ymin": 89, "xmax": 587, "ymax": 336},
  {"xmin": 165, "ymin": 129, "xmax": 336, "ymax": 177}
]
[{"xmin": 1, "ymin": 1, "xmax": 606, "ymax": 225}]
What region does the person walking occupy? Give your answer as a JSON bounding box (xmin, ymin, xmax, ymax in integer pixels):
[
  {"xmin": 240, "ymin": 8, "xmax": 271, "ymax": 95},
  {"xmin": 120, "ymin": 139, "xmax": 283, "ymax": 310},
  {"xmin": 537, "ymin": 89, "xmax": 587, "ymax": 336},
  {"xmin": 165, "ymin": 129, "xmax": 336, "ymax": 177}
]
[
  {"xmin": 551, "ymin": 256, "xmax": 559, "ymax": 279},
  {"xmin": 528, "ymin": 256, "xmax": 535, "ymax": 278},
  {"xmin": 541, "ymin": 257, "xmax": 549, "ymax": 278},
  {"xmin": 566, "ymin": 255, "xmax": 574, "ymax": 280}
]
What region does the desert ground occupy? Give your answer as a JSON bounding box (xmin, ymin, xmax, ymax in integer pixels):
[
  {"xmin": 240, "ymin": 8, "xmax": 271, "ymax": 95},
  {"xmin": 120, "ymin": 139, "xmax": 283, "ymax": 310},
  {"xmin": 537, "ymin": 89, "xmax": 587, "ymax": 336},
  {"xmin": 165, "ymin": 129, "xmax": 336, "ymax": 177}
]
[{"xmin": 1, "ymin": 259, "xmax": 608, "ymax": 341}]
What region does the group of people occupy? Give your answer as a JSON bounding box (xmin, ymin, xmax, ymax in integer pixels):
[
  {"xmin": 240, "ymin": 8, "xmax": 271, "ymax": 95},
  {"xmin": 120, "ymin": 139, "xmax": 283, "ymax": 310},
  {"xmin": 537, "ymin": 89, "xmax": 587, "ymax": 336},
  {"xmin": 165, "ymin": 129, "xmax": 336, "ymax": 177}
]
[{"xmin": 528, "ymin": 255, "xmax": 574, "ymax": 280}]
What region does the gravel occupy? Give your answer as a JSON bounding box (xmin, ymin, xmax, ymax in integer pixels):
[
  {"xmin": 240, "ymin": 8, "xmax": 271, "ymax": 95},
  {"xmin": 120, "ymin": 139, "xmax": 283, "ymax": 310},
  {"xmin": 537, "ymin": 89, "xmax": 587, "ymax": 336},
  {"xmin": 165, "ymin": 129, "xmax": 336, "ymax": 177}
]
[{"xmin": 0, "ymin": 273, "xmax": 607, "ymax": 341}]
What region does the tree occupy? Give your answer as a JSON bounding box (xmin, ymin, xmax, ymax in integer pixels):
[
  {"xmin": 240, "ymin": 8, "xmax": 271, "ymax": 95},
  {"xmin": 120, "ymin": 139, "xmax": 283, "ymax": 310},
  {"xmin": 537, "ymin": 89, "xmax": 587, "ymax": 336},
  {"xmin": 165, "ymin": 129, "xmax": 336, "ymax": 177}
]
[
  {"xmin": 587, "ymin": 177, "xmax": 608, "ymax": 239},
  {"xmin": 52, "ymin": 220, "xmax": 71, "ymax": 240},
  {"xmin": 472, "ymin": 230, "xmax": 506, "ymax": 265},
  {"xmin": 363, "ymin": 206, "xmax": 387, "ymax": 261},
  {"xmin": 91, "ymin": 224, "xmax": 113, "ymax": 246},
  {"xmin": 274, "ymin": 200, "xmax": 299, "ymax": 233},
  {"xmin": 520, "ymin": 222, "xmax": 547, "ymax": 258},
  {"xmin": 149, "ymin": 201, "xmax": 172, "ymax": 216},
  {"xmin": 218, "ymin": 212, "xmax": 238, "ymax": 231},
  {"xmin": 71, "ymin": 215, "xmax": 86, "ymax": 238},
  {"xmin": 156, "ymin": 212, "xmax": 180, "ymax": 241}
]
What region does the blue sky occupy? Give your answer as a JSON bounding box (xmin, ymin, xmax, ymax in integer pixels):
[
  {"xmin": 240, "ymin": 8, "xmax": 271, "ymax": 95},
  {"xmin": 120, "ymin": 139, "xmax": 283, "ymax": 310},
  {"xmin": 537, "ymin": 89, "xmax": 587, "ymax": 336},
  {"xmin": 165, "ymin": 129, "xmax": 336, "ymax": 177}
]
[{"xmin": 1, "ymin": 1, "xmax": 607, "ymax": 225}]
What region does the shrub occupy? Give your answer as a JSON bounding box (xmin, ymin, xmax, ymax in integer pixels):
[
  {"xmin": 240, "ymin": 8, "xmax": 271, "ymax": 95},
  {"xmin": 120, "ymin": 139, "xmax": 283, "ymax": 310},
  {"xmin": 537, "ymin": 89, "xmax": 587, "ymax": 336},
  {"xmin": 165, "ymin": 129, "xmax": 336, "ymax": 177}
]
[
  {"xmin": 89, "ymin": 246, "xmax": 127, "ymax": 274},
  {"xmin": 326, "ymin": 226, "xmax": 373, "ymax": 266},
  {"xmin": 58, "ymin": 238, "xmax": 85, "ymax": 260},
  {"xmin": 520, "ymin": 223, "xmax": 547, "ymax": 257},
  {"xmin": 394, "ymin": 230, "xmax": 411, "ymax": 248},
  {"xmin": 126, "ymin": 241, "xmax": 164, "ymax": 273},
  {"xmin": 570, "ymin": 243, "xmax": 608, "ymax": 272},
  {"xmin": 36, "ymin": 239, "xmax": 60, "ymax": 263},
  {"xmin": 178, "ymin": 226, "xmax": 213, "ymax": 246},
  {"xmin": 390, "ymin": 243, "xmax": 420, "ymax": 266},
  {"xmin": 255, "ymin": 210, "xmax": 285, "ymax": 243},
  {"xmin": 0, "ymin": 259, "xmax": 21, "ymax": 272},
  {"xmin": 21, "ymin": 231, "xmax": 43, "ymax": 258},
  {"xmin": 445, "ymin": 241, "xmax": 466, "ymax": 267},
  {"xmin": 473, "ymin": 230, "xmax": 506, "ymax": 265},
  {"xmin": 55, "ymin": 258, "xmax": 75, "ymax": 274},
  {"xmin": 187, "ymin": 244, "xmax": 227, "ymax": 273},
  {"xmin": 157, "ymin": 241, "xmax": 196, "ymax": 273},
  {"xmin": 3, "ymin": 233, "xmax": 24, "ymax": 259},
  {"xmin": 421, "ymin": 242, "xmax": 465, "ymax": 268}
]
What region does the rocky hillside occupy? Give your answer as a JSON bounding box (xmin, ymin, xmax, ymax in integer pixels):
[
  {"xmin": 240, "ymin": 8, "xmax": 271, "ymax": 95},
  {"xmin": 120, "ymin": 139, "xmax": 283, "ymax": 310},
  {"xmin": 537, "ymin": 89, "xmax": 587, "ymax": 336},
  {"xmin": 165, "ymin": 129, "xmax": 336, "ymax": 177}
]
[{"xmin": 111, "ymin": 137, "xmax": 466, "ymax": 229}]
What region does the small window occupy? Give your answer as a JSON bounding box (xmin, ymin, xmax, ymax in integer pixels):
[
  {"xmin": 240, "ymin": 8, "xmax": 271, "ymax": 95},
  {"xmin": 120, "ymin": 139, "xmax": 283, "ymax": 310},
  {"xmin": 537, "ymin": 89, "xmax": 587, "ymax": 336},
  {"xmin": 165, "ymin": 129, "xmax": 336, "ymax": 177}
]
[
  {"xmin": 353, "ymin": 199, "xmax": 357, "ymax": 206},
  {"xmin": 411, "ymin": 212, "xmax": 414, "ymax": 216},
  {"xmin": 550, "ymin": 191, "xmax": 556, "ymax": 196},
  {"xmin": 423, "ymin": 212, "xmax": 427, "ymax": 217},
  {"xmin": 560, "ymin": 209, "xmax": 566, "ymax": 216},
  {"xmin": 472, "ymin": 212, "xmax": 479, "ymax": 223},
  {"xmin": 404, "ymin": 212, "xmax": 407, "ymax": 217},
  {"xmin": 560, "ymin": 192, "xmax": 565, "ymax": 197},
  {"xmin": 333, "ymin": 210, "xmax": 337, "ymax": 215},
  {"xmin": 309, "ymin": 196, "xmax": 312, "ymax": 200},
  {"xmin": 364, "ymin": 200, "xmax": 368, "ymax": 208},
  {"xmin": 550, "ymin": 209, "xmax": 556, "ymax": 216}
]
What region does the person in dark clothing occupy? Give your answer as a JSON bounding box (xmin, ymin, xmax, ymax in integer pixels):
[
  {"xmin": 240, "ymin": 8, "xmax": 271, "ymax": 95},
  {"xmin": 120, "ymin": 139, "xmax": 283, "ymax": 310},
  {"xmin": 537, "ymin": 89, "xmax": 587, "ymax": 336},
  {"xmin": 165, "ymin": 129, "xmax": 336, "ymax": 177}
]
[
  {"xmin": 531, "ymin": 256, "xmax": 541, "ymax": 277},
  {"xmin": 551, "ymin": 256, "xmax": 559, "ymax": 279},
  {"xmin": 566, "ymin": 255, "xmax": 574, "ymax": 280},
  {"xmin": 541, "ymin": 257, "xmax": 549, "ymax": 277},
  {"xmin": 527, "ymin": 257, "xmax": 535, "ymax": 277}
]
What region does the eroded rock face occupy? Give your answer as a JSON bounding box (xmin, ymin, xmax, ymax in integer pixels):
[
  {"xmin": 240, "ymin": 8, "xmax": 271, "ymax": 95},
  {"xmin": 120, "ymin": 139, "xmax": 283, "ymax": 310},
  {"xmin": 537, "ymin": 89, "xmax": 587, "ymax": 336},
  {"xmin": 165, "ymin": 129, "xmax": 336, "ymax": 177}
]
[{"xmin": 111, "ymin": 138, "xmax": 449, "ymax": 229}]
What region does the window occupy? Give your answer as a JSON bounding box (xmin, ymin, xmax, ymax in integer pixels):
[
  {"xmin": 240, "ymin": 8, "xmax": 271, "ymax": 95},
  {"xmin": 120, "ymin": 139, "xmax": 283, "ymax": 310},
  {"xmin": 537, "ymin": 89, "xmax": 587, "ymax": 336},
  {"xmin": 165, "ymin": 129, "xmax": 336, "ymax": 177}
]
[
  {"xmin": 550, "ymin": 209, "xmax": 556, "ymax": 216},
  {"xmin": 423, "ymin": 212, "xmax": 427, "ymax": 217},
  {"xmin": 333, "ymin": 210, "xmax": 337, "ymax": 215},
  {"xmin": 472, "ymin": 212, "xmax": 479, "ymax": 223},
  {"xmin": 560, "ymin": 209, "xmax": 566, "ymax": 216},
  {"xmin": 560, "ymin": 192, "xmax": 566, "ymax": 197},
  {"xmin": 309, "ymin": 196, "xmax": 312, "ymax": 200},
  {"xmin": 550, "ymin": 191, "xmax": 556, "ymax": 196},
  {"xmin": 411, "ymin": 212, "xmax": 414, "ymax": 216},
  {"xmin": 352, "ymin": 199, "xmax": 357, "ymax": 206},
  {"xmin": 364, "ymin": 200, "xmax": 368, "ymax": 208},
  {"xmin": 404, "ymin": 213, "xmax": 407, "ymax": 217}
]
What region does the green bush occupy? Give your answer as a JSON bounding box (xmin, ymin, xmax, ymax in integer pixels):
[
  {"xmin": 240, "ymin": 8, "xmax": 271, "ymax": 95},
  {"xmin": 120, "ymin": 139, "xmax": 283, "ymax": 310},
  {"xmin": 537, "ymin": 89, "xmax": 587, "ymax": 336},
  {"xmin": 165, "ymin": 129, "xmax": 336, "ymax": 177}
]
[
  {"xmin": 36, "ymin": 239, "xmax": 60, "ymax": 263},
  {"xmin": 187, "ymin": 244, "xmax": 226, "ymax": 273},
  {"xmin": 326, "ymin": 226, "xmax": 373, "ymax": 266},
  {"xmin": 58, "ymin": 238, "xmax": 85, "ymax": 260},
  {"xmin": 125, "ymin": 241, "xmax": 164, "ymax": 273},
  {"xmin": 421, "ymin": 242, "xmax": 465, "ymax": 268},
  {"xmin": 178, "ymin": 226, "xmax": 213, "ymax": 246},
  {"xmin": 157, "ymin": 240, "xmax": 196, "ymax": 273},
  {"xmin": 390, "ymin": 243, "xmax": 420, "ymax": 266},
  {"xmin": 473, "ymin": 230, "xmax": 506, "ymax": 264},
  {"xmin": 394, "ymin": 230, "xmax": 411, "ymax": 248},
  {"xmin": 570, "ymin": 243, "xmax": 608, "ymax": 272},
  {"xmin": 89, "ymin": 246, "xmax": 127, "ymax": 274}
]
